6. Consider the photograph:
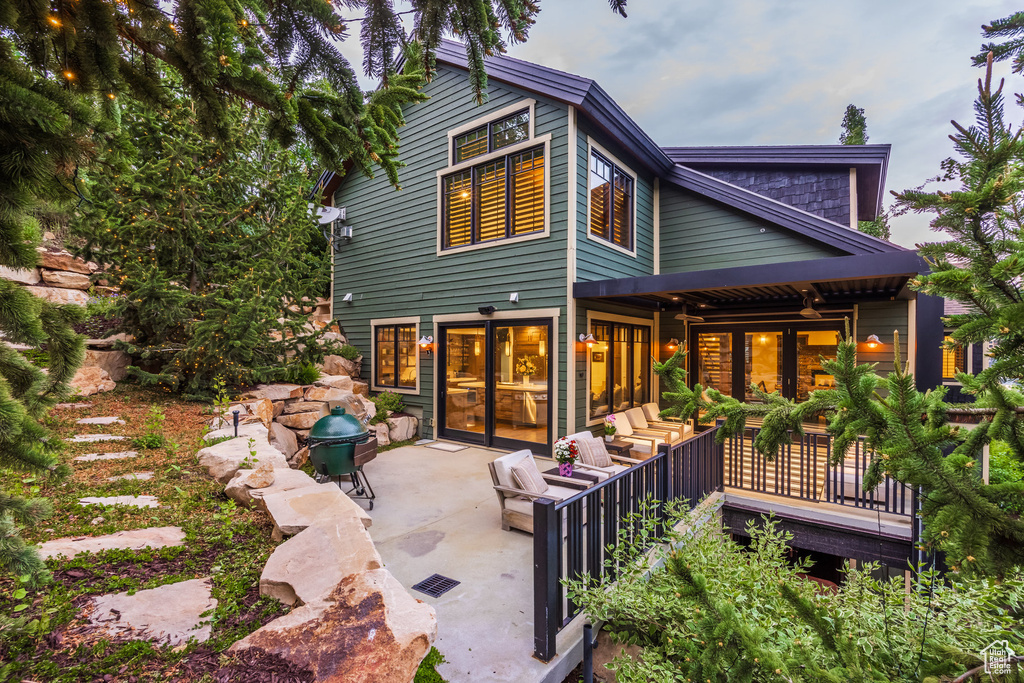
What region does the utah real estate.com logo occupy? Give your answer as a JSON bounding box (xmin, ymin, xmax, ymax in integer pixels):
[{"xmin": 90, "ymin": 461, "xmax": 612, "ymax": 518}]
[{"xmin": 982, "ymin": 639, "xmax": 1016, "ymax": 676}]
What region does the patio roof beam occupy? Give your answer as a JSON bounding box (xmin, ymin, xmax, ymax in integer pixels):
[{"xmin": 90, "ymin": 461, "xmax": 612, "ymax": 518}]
[{"xmin": 573, "ymin": 251, "xmax": 929, "ymax": 301}]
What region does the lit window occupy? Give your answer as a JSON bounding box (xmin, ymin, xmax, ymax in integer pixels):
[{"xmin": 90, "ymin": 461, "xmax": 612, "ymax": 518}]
[
  {"xmin": 589, "ymin": 150, "xmax": 633, "ymax": 250},
  {"xmin": 375, "ymin": 324, "xmax": 417, "ymax": 389},
  {"xmin": 589, "ymin": 321, "xmax": 650, "ymax": 419},
  {"xmin": 942, "ymin": 335, "xmax": 967, "ymax": 380}
]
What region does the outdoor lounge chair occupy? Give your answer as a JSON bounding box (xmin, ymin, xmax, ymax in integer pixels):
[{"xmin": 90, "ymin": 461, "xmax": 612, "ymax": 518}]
[
  {"xmin": 641, "ymin": 403, "xmax": 695, "ymax": 438},
  {"xmin": 488, "ymin": 450, "xmax": 581, "ymax": 533},
  {"xmin": 609, "ymin": 413, "xmax": 669, "ymax": 457},
  {"xmin": 624, "ymin": 407, "xmax": 688, "ymax": 443},
  {"xmin": 566, "ymin": 431, "xmax": 639, "ymax": 481}
]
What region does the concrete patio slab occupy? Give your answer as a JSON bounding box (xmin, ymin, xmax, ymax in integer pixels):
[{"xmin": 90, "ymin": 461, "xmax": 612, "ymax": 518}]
[{"xmin": 361, "ymin": 444, "xmax": 584, "ymax": 683}]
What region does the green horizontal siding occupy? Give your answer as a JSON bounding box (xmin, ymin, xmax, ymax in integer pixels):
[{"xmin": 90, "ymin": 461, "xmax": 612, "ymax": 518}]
[
  {"xmin": 858, "ymin": 301, "xmax": 909, "ymax": 380},
  {"xmin": 332, "ymin": 65, "xmax": 570, "ymax": 438},
  {"xmin": 659, "ymin": 183, "xmax": 842, "ymax": 272},
  {"xmin": 575, "ymin": 120, "xmax": 657, "ymax": 282}
]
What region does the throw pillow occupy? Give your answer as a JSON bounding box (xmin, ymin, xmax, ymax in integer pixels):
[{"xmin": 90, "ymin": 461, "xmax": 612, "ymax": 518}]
[
  {"xmin": 510, "ymin": 459, "xmax": 548, "ymax": 494},
  {"xmin": 587, "ymin": 437, "xmax": 614, "ymax": 468}
]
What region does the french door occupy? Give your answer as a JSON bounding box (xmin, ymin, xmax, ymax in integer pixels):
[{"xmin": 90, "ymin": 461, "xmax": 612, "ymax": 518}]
[
  {"xmin": 690, "ymin": 322, "xmax": 842, "ymax": 402},
  {"xmin": 438, "ymin": 319, "xmax": 552, "ymax": 455}
]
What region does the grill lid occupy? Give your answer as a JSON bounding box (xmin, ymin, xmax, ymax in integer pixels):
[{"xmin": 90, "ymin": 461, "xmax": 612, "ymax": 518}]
[{"xmin": 308, "ymin": 406, "xmax": 367, "ymax": 444}]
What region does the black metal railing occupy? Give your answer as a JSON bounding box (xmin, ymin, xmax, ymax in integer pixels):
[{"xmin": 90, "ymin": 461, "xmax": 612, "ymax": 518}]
[
  {"xmin": 723, "ymin": 425, "xmax": 914, "ymax": 516},
  {"xmin": 533, "ymin": 427, "xmax": 723, "ymax": 662}
]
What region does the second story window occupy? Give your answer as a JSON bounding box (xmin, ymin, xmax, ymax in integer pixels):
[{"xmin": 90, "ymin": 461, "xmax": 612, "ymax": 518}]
[
  {"xmin": 589, "ymin": 150, "xmax": 634, "ymax": 250},
  {"xmin": 942, "ymin": 334, "xmax": 967, "ymax": 380},
  {"xmin": 443, "ymin": 111, "xmax": 544, "ymax": 250}
]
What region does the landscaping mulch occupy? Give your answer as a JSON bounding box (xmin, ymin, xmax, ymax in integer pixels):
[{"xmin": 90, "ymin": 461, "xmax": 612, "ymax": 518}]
[
  {"xmin": 175, "ymin": 646, "xmax": 314, "ymax": 683},
  {"xmin": 52, "ymin": 544, "xmax": 219, "ymax": 592},
  {"xmin": 73, "ymin": 314, "xmax": 123, "ymax": 339}
]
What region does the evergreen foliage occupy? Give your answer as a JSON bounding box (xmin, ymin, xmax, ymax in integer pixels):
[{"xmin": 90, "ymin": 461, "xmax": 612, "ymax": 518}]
[
  {"xmin": 975, "ymin": 11, "xmax": 1024, "ymax": 74},
  {"xmin": 567, "ymin": 505, "xmax": 1024, "ymax": 683},
  {"xmin": 838, "ymin": 103, "xmax": 868, "ymax": 145},
  {"xmin": 73, "ymin": 87, "xmax": 338, "ymax": 399}
]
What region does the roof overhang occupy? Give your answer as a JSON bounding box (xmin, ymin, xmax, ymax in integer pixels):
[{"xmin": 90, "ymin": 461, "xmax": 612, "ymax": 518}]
[
  {"xmin": 573, "ymin": 251, "xmax": 927, "ymax": 314},
  {"xmin": 662, "ymin": 145, "xmax": 891, "ymax": 221}
]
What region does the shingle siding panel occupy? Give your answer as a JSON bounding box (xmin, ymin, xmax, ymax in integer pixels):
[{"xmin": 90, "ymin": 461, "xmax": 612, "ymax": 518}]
[{"xmin": 698, "ymin": 168, "xmax": 852, "ymax": 226}]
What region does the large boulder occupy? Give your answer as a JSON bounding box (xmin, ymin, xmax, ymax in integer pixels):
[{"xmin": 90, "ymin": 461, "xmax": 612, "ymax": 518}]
[
  {"xmin": 315, "ymin": 375, "xmax": 354, "ymax": 391},
  {"xmin": 372, "ymin": 423, "xmax": 390, "ymax": 447},
  {"xmin": 71, "ymin": 366, "xmax": 115, "ymax": 396},
  {"xmin": 304, "ymin": 386, "xmax": 352, "ymax": 402},
  {"xmin": 203, "ymin": 422, "xmax": 266, "ymax": 442},
  {"xmin": 225, "ymin": 467, "xmax": 317, "ymax": 507},
  {"xmin": 0, "ymin": 265, "xmax": 41, "ymax": 285},
  {"xmin": 386, "ymin": 415, "xmax": 418, "ymax": 443},
  {"xmin": 351, "ymin": 381, "xmax": 368, "ymax": 396},
  {"xmin": 248, "ymin": 398, "xmax": 275, "ymax": 429},
  {"xmin": 230, "ymin": 569, "xmax": 436, "ymax": 683},
  {"xmin": 83, "ymin": 348, "xmax": 130, "ymax": 382},
  {"xmin": 269, "ymin": 421, "xmax": 299, "ymax": 458},
  {"xmin": 320, "ymin": 355, "xmax": 357, "ymax": 377},
  {"xmin": 260, "ymin": 516, "xmax": 382, "ymax": 607},
  {"xmin": 40, "ymin": 269, "xmax": 91, "ymax": 289},
  {"xmin": 253, "ymin": 384, "xmax": 305, "ymax": 401},
  {"xmin": 37, "ymin": 248, "xmax": 96, "ymax": 274},
  {"xmin": 289, "ymin": 446, "xmax": 310, "ymax": 469},
  {"xmin": 277, "ymin": 412, "xmax": 322, "ymax": 430},
  {"xmin": 25, "ymin": 285, "xmax": 89, "ymax": 306},
  {"xmin": 260, "ymin": 483, "xmax": 371, "ymax": 541},
  {"xmin": 196, "ymin": 433, "xmax": 289, "ymax": 484},
  {"xmin": 284, "ymin": 400, "xmax": 326, "ymax": 415}
]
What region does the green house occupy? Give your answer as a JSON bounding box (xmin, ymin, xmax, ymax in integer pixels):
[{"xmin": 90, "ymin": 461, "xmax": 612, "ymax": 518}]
[{"xmin": 319, "ymin": 41, "xmax": 942, "ymax": 458}]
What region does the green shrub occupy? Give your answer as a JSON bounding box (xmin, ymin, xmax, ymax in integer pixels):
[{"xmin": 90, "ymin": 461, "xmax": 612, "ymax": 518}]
[
  {"xmin": 368, "ymin": 390, "xmax": 404, "ymax": 425},
  {"xmin": 338, "ymin": 344, "xmax": 360, "ymax": 361},
  {"xmin": 414, "ymin": 647, "xmax": 447, "ymax": 683},
  {"xmin": 18, "ymin": 348, "xmax": 49, "ymax": 368},
  {"xmin": 131, "ymin": 406, "xmax": 167, "ymax": 449},
  {"xmin": 990, "ymin": 440, "xmax": 1024, "ymax": 513},
  {"xmin": 287, "ymin": 362, "xmax": 321, "ymax": 385}
]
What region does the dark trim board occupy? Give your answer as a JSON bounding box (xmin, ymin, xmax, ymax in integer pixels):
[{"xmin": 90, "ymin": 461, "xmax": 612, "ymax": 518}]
[
  {"xmin": 722, "ymin": 504, "xmax": 914, "ymax": 566},
  {"xmin": 574, "ymin": 251, "xmax": 928, "ymax": 301}
]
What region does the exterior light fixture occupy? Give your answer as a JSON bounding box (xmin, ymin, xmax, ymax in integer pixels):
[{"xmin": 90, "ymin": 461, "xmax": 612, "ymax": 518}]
[
  {"xmin": 668, "ymin": 338, "xmax": 680, "ymax": 349},
  {"xmin": 800, "ymin": 297, "xmax": 822, "ymax": 319},
  {"xmin": 509, "ymin": 292, "xmax": 519, "ymax": 303},
  {"xmin": 478, "ymin": 305, "xmax": 496, "ymax": 315},
  {"xmin": 418, "ymin": 335, "xmax": 434, "ymax": 354},
  {"xmin": 342, "ymin": 293, "xmax": 353, "ymax": 303},
  {"xmin": 579, "ymin": 333, "xmax": 597, "ymax": 349},
  {"xmin": 866, "ymin": 334, "xmax": 882, "ymax": 349}
]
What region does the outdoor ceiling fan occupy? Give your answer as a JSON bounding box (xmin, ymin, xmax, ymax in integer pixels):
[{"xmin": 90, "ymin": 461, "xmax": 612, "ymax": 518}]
[{"xmin": 673, "ymin": 303, "xmax": 705, "ymax": 323}]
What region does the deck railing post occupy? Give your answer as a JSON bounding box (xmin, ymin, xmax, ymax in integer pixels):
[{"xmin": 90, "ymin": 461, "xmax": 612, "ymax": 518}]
[
  {"xmin": 533, "ymin": 497, "xmax": 559, "ymax": 662},
  {"xmin": 656, "ymin": 444, "xmax": 670, "ymax": 536},
  {"xmin": 716, "ymin": 424, "xmax": 725, "ymax": 492}
]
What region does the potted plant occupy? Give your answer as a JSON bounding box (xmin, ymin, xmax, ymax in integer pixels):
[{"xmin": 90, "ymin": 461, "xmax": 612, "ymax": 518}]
[
  {"xmin": 603, "ymin": 414, "xmax": 617, "ymax": 442},
  {"xmin": 553, "ymin": 437, "xmax": 579, "ymax": 477}
]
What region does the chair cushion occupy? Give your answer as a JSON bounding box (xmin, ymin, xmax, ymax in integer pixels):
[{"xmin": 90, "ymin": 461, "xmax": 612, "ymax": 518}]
[
  {"xmin": 510, "ymin": 459, "xmax": 548, "ymax": 494},
  {"xmin": 492, "ymin": 450, "xmax": 533, "ymax": 490},
  {"xmin": 584, "ymin": 437, "xmax": 613, "ymax": 468},
  {"xmin": 625, "ymin": 407, "xmax": 649, "ymax": 429},
  {"xmin": 641, "ymin": 403, "xmax": 662, "ymax": 422},
  {"xmin": 612, "ymin": 413, "xmax": 634, "ymax": 437}
]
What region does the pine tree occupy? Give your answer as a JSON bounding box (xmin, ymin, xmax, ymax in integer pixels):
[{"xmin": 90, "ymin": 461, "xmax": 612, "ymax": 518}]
[
  {"xmin": 74, "ymin": 85, "xmax": 338, "ymax": 398},
  {"xmin": 974, "ymin": 11, "xmax": 1024, "ymax": 72},
  {"xmin": 839, "ymin": 104, "xmax": 868, "ymax": 145}
]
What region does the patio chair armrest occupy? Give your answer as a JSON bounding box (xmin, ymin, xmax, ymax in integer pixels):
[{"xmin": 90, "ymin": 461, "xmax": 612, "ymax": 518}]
[
  {"xmin": 645, "ymin": 421, "xmax": 684, "ymax": 439},
  {"xmin": 541, "ymin": 473, "xmax": 584, "ymax": 487},
  {"xmin": 609, "ymin": 454, "xmax": 643, "ymax": 465},
  {"xmin": 622, "ymin": 435, "xmax": 658, "ymax": 453},
  {"xmin": 492, "ymin": 484, "xmax": 551, "ymax": 500}
]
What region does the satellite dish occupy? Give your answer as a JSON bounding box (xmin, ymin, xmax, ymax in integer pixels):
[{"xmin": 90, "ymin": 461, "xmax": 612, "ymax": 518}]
[{"xmin": 307, "ymin": 203, "xmax": 342, "ymax": 225}]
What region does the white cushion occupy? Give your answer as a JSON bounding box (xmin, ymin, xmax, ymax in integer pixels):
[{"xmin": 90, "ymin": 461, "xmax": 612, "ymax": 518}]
[
  {"xmin": 641, "ymin": 403, "xmax": 662, "ymax": 422},
  {"xmin": 492, "ymin": 450, "xmax": 533, "ymax": 490},
  {"xmin": 625, "ymin": 407, "xmax": 649, "ymax": 429},
  {"xmin": 612, "ymin": 413, "xmax": 634, "ymax": 437}
]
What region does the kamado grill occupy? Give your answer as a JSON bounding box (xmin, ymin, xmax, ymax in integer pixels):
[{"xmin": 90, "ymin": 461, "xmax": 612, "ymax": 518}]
[{"xmin": 307, "ymin": 406, "xmax": 377, "ymax": 509}]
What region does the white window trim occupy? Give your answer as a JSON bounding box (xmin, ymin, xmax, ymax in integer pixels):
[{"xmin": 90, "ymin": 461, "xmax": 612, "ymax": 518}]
[
  {"xmin": 585, "ymin": 137, "xmax": 638, "ymax": 259},
  {"xmin": 370, "ymin": 316, "xmax": 421, "ymax": 396},
  {"xmin": 585, "ymin": 310, "xmax": 655, "ymax": 427},
  {"xmin": 435, "ymin": 133, "xmax": 552, "ymax": 256},
  {"xmin": 446, "ymin": 98, "xmax": 537, "ymax": 151}
]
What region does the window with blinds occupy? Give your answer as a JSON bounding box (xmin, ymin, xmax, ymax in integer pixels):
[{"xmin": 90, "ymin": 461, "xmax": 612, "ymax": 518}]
[
  {"xmin": 942, "ymin": 335, "xmax": 967, "ymax": 380},
  {"xmin": 589, "ymin": 150, "xmax": 633, "ymax": 250},
  {"xmin": 442, "ymin": 147, "xmax": 545, "ymax": 248}
]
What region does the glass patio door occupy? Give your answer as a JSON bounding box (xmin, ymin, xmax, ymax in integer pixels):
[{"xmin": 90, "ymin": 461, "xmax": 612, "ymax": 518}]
[{"xmin": 438, "ymin": 319, "xmax": 552, "ymax": 454}]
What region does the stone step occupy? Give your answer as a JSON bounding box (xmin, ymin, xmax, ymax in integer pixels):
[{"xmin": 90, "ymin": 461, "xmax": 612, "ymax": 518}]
[
  {"xmin": 196, "ymin": 431, "xmax": 289, "ymax": 484},
  {"xmin": 260, "ymin": 483, "xmax": 372, "ymax": 541},
  {"xmin": 71, "ymin": 434, "xmax": 126, "ymax": 443},
  {"xmin": 37, "ymin": 526, "xmax": 185, "ymax": 560},
  {"xmin": 55, "ymin": 402, "xmax": 93, "ymax": 409},
  {"xmin": 225, "ymin": 468, "xmax": 317, "ymax": 507},
  {"xmin": 75, "ymin": 451, "xmax": 138, "ymax": 462},
  {"xmin": 85, "ymin": 578, "xmax": 217, "ymax": 646},
  {"xmin": 107, "ymin": 472, "xmax": 154, "ymax": 481},
  {"xmin": 76, "ymin": 417, "xmax": 125, "ymax": 425},
  {"xmin": 78, "ymin": 495, "xmax": 159, "ymax": 509}
]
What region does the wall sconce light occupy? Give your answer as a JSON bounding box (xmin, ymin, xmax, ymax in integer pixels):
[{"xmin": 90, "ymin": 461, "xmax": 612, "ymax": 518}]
[
  {"xmin": 478, "ymin": 305, "xmax": 496, "ymax": 316},
  {"xmin": 539, "ymin": 338, "xmax": 546, "ymax": 357},
  {"xmin": 341, "ymin": 293, "xmax": 353, "ymax": 303},
  {"xmin": 668, "ymin": 338, "xmax": 680, "ymax": 349},
  {"xmin": 865, "ymin": 334, "xmax": 882, "ymax": 349},
  {"xmin": 474, "ymin": 340, "xmax": 481, "ymax": 356},
  {"xmin": 509, "ymin": 292, "xmax": 519, "ymax": 303},
  {"xmin": 578, "ymin": 333, "xmax": 596, "ymax": 350},
  {"xmin": 504, "ymin": 339, "xmax": 512, "ymax": 357},
  {"xmin": 759, "ymin": 334, "xmax": 767, "ymax": 345},
  {"xmin": 418, "ymin": 335, "xmax": 434, "ymax": 353}
]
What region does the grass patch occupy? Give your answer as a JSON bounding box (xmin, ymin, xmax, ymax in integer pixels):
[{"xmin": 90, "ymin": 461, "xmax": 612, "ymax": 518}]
[{"xmin": 414, "ymin": 646, "xmax": 448, "ymax": 683}]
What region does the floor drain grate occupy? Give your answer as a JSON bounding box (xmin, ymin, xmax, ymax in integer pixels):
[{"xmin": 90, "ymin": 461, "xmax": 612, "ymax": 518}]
[{"xmin": 412, "ymin": 574, "xmax": 460, "ymax": 598}]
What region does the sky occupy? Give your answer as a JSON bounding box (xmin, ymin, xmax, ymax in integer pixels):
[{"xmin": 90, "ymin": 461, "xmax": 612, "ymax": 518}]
[{"xmin": 348, "ymin": 0, "xmax": 1023, "ymax": 248}]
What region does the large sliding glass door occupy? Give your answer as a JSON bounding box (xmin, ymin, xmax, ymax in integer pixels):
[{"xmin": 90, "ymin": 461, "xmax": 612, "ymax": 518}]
[
  {"xmin": 691, "ymin": 323, "xmax": 841, "ymax": 402},
  {"xmin": 439, "ymin": 319, "xmax": 552, "ymax": 454}
]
